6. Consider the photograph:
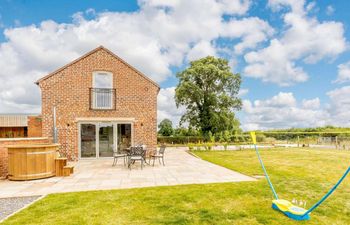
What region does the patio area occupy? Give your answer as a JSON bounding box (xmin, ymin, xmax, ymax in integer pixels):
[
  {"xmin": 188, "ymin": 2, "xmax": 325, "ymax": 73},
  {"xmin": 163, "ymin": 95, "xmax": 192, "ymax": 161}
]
[{"xmin": 0, "ymin": 147, "xmax": 255, "ymax": 198}]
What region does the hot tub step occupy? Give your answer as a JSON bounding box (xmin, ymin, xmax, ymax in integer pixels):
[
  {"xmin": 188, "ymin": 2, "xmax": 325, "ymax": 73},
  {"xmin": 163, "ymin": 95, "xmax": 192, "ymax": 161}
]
[
  {"xmin": 63, "ymin": 165, "xmax": 74, "ymax": 176},
  {"xmin": 55, "ymin": 158, "xmax": 67, "ymax": 176}
]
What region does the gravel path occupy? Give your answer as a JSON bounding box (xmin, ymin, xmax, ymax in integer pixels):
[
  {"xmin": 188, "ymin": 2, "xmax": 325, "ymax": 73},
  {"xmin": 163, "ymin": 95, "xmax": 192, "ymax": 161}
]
[{"xmin": 0, "ymin": 196, "xmax": 41, "ymax": 222}]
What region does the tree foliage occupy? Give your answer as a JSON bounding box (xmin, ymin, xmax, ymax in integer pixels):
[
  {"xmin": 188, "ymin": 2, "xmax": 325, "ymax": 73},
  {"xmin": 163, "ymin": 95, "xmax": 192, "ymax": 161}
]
[
  {"xmin": 173, "ymin": 127, "xmax": 200, "ymax": 137},
  {"xmin": 175, "ymin": 56, "xmax": 242, "ymax": 135},
  {"xmin": 158, "ymin": 119, "xmax": 174, "ymax": 136}
]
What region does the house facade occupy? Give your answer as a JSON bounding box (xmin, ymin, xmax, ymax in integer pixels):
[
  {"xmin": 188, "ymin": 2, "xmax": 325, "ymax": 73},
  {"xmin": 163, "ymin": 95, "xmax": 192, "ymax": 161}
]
[{"xmin": 36, "ymin": 46, "xmax": 159, "ymax": 160}]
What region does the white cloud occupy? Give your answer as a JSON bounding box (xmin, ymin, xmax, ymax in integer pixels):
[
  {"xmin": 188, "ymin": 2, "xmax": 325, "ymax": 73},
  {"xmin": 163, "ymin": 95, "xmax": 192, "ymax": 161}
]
[
  {"xmin": 186, "ymin": 41, "xmax": 217, "ymax": 61},
  {"xmin": 241, "ymin": 87, "xmax": 350, "ymax": 130},
  {"xmin": 255, "ymin": 92, "xmax": 296, "ymax": 107},
  {"xmin": 268, "ymin": 0, "xmax": 305, "ymax": 15},
  {"xmin": 238, "ymin": 88, "xmax": 249, "ymax": 97},
  {"xmin": 333, "ymin": 61, "xmax": 350, "ymax": 84},
  {"xmin": 218, "ymin": 0, "xmax": 251, "ymax": 15},
  {"xmin": 326, "ymin": 5, "xmax": 335, "ymax": 16},
  {"xmin": 244, "ymin": 0, "xmax": 347, "ymax": 86},
  {"xmin": 157, "ymin": 87, "xmax": 185, "ymax": 126},
  {"xmin": 302, "ymin": 98, "xmax": 320, "ymax": 109},
  {"xmin": 326, "ymin": 86, "xmax": 350, "ymax": 127},
  {"xmin": 14, "ymin": 19, "xmax": 21, "ymax": 27},
  {"xmin": 85, "ymin": 8, "xmax": 96, "ymax": 16},
  {"xmin": 306, "ymin": 1, "xmax": 317, "ymax": 12},
  {"xmin": 241, "ymin": 92, "xmax": 328, "ymax": 130},
  {"xmin": 0, "ymin": 0, "xmax": 274, "ymax": 113},
  {"xmin": 244, "ymin": 39, "xmax": 308, "ymax": 86},
  {"xmin": 221, "ymin": 17, "xmax": 274, "ymax": 54}
]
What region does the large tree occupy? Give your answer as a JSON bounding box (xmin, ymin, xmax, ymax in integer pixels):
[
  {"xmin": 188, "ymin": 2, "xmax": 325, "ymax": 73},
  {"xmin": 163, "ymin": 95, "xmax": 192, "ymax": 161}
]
[
  {"xmin": 158, "ymin": 119, "xmax": 174, "ymax": 136},
  {"xmin": 175, "ymin": 56, "xmax": 242, "ymax": 135}
]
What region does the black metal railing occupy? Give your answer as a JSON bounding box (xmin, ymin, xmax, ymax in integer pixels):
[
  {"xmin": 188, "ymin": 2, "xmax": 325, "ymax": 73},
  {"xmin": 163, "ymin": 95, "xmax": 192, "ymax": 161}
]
[{"xmin": 89, "ymin": 88, "xmax": 116, "ymax": 110}]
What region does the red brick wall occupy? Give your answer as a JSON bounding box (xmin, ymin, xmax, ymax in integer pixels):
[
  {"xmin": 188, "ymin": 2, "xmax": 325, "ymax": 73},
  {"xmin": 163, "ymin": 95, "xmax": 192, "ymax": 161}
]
[
  {"xmin": 27, "ymin": 116, "xmax": 42, "ymax": 137},
  {"xmin": 0, "ymin": 137, "xmax": 51, "ymax": 179},
  {"xmin": 39, "ymin": 47, "xmax": 159, "ymax": 160}
]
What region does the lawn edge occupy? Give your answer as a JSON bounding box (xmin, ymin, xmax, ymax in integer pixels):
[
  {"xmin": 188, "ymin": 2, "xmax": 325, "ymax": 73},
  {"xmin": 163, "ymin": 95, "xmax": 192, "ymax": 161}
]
[{"xmin": 185, "ymin": 150, "xmax": 202, "ymax": 159}]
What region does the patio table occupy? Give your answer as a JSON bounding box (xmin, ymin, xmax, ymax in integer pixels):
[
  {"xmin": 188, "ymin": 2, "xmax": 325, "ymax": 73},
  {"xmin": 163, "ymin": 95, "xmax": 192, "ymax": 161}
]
[{"xmin": 125, "ymin": 147, "xmax": 150, "ymax": 165}]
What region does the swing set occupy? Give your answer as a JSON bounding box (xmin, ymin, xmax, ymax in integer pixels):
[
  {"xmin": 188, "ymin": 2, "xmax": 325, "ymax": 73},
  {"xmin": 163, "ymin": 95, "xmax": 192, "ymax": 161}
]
[{"xmin": 250, "ymin": 132, "xmax": 350, "ymax": 221}]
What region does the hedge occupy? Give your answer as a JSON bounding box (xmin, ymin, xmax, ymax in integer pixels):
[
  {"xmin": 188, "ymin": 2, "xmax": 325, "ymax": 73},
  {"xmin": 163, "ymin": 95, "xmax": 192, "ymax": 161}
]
[{"xmin": 158, "ymin": 136, "xmax": 204, "ymax": 144}]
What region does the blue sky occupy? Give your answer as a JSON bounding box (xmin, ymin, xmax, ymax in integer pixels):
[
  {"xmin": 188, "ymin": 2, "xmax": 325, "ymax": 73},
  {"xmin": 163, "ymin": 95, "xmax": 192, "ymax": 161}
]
[{"xmin": 0, "ymin": 0, "xmax": 349, "ymax": 130}]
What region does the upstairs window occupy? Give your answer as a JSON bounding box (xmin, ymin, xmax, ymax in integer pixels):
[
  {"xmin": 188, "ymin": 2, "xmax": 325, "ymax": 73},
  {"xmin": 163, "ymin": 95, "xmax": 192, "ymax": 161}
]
[
  {"xmin": 90, "ymin": 72, "xmax": 115, "ymax": 110},
  {"xmin": 93, "ymin": 72, "xmax": 113, "ymax": 89}
]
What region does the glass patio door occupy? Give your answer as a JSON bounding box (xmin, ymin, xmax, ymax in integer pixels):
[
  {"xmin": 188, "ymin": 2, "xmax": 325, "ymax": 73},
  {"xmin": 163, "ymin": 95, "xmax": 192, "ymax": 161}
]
[
  {"xmin": 81, "ymin": 124, "xmax": 97, "ymax": 158},
  {"xmin": 117, "ymin": 124, "xmax": 132, "ymax": 152},
  {"xmin": 98, "ymin": 123, "xmax": 114, "ymax": 157},
  {"xmin": 80, "ymin": 122, "xmax": 132, "ymax": 158}
]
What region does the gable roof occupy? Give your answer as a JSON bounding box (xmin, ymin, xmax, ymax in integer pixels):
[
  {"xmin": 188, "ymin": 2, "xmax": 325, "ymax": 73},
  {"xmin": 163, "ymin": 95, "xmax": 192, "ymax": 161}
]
[{"xmin": 35, "ymin": 46, "xmax": 160, "ymax": 89}]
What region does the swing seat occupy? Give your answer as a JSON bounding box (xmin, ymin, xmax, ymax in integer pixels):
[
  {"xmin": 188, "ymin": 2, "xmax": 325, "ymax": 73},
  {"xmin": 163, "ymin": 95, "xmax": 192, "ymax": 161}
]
[{"xmin": 272, "ymin": 199, "xmax": 310, "ymax": 221}]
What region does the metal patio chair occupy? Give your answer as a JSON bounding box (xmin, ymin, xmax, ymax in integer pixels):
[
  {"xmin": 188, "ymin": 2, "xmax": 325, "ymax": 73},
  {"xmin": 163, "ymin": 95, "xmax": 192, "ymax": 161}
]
[
  {"xmin": 150, "ymin": 145, "xmax": 166, "ymax": 166},
  {"xmin": 140, "ymin": 144, "xmax": 147, "ymax": 162},
  {"xmin": 128, "ymin": 146, "xmax": 145, "ymax": 170},
  {"xmin": 112, "ymin": 148, "xmax": 127, "ymax": 166}
]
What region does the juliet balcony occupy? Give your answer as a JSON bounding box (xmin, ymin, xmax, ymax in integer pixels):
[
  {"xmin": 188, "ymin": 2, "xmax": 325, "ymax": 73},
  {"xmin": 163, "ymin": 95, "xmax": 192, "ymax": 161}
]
[{"xmin": 89, "ymin": 88, "xmax": 116, "ymax": 110}]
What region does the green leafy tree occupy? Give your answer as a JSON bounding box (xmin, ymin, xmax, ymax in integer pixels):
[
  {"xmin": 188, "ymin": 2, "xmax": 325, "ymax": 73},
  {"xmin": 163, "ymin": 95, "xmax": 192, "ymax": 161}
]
[
  {"xmin": 175, "ymin": 56, "xmax": 242, "ymax": 135},
  {"xmin": 187, "ymin": 127, "xmax": 200, "ymax": 136},
  {"xmin": 158, "ymin": 119, "xmax": 174, "ymax": 136},
  {"xmin": 173, "ymin": 127, "xmax": 188, "ymax": 136}
]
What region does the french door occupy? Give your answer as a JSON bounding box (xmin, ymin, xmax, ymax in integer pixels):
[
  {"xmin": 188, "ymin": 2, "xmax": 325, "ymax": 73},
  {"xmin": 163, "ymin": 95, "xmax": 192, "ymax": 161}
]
[
  {"xmin": 80, "ymin": 124, "xmax": 97, "ymax": 158},
  {"xmin": 80, "ymin": 122, "xmax": 132, "ymax": 159},
  {"xmin": 98, "ymin": 123, "xmax": 114, "ymax": 157}
]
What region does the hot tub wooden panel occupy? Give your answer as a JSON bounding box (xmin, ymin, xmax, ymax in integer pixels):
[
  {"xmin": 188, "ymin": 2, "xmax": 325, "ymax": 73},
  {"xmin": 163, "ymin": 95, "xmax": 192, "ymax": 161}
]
[{"xmin": 7, "ymin": 144, "xmax": 59, "ymax": 181}]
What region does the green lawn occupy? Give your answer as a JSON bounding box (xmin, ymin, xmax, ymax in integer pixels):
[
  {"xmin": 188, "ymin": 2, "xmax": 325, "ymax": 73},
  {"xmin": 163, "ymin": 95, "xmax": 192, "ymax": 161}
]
[{"xmin": 3, "ymin": 148, "xmax": 350, "ymax": 225}]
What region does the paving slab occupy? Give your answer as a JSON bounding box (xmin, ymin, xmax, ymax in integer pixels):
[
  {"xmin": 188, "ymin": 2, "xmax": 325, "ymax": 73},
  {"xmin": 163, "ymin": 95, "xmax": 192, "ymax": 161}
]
[{"xmin": 0, "ymin": 147, "xmax": 255, "ymax": 197}]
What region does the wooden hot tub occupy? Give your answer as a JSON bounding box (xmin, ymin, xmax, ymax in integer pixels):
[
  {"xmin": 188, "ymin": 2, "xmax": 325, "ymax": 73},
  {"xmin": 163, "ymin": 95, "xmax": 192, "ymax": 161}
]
[{"xmin": 7, "ymin": 144, "xmax": 59, "ymax": 181}]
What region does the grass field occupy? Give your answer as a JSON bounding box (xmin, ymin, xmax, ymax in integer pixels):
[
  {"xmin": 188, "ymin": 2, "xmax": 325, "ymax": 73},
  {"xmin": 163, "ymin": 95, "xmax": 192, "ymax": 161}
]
[{"xmin": 2, "ymin": 148, "xmax": 350, "ymax": 225}]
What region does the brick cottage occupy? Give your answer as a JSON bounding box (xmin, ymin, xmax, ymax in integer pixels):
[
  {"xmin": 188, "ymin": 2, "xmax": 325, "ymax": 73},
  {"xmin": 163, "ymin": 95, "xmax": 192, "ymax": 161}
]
[{"xmin": 36, "ymin": 46, "xmax": 159, "ymax": 160}]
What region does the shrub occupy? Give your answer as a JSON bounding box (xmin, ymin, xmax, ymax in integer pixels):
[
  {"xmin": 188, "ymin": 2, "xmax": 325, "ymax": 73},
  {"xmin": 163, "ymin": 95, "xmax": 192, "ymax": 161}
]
[
  {"xmin": 204, "ymin": 142, "xmax": 213, "ymax": 150},
  {"xmin": 208, "ymin": 131, "xmax": 215, "ymax": 143},
  {"xmin": 157, "ymin": 136, "xmax": 204, "ymax": 144},
  {"xmin": 256, "ymin": 134, "xmax": 266, "ymax": 142}
]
